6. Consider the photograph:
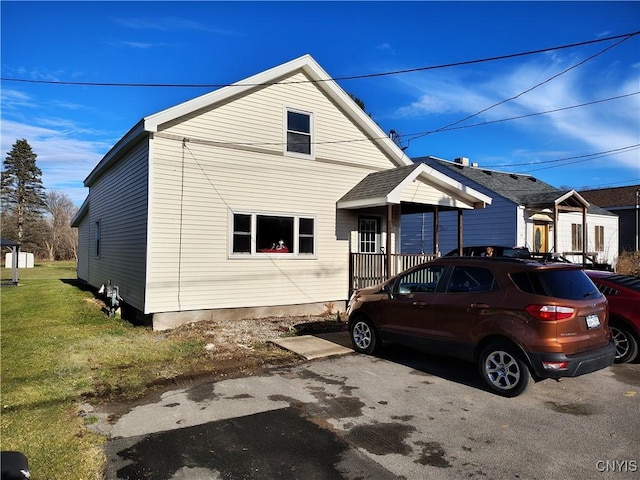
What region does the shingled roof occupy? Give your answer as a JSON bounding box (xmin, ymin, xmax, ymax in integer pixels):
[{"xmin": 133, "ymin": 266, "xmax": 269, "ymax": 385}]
[
  {"xmin": 579, "ymin": 185, "xmax": 640, "ymax": 208},
  {"xmin": 338, "ymin": 164, "xmax": 422, "ymax": 204},
  {"xmin": 337, "ymin": 162, "xmax": 491, "ymax": 210},
  {"xmin": 418, "ymin": 156, "xmax": 614, "ymax": 216}
]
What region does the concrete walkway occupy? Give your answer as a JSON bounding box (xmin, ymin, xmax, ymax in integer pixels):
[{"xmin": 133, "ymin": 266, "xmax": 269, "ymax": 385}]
[{"xmin": 269, "ymin": 331, "xmax": 353, "ymax": 360}]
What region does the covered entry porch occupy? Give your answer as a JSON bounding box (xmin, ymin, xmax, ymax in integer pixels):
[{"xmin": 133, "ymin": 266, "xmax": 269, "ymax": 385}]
[{"xmin": 338, "ymin": 163, "xmax": 492, "ymax": 292}]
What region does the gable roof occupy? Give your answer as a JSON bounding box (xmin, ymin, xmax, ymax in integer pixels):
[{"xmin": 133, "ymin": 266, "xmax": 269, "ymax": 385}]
[
  {"xmin": 337, "ymin": 162, "xmax": 491, "ymax": 210},
  {"xmin": 84, "ymin": 54, "xmax": 412, "ymax": 187},
  {"xmin": 579, "ymin": 185, "xmax": 640, "ymax": 208},
  {"xmin": 418, "ymin": 156, "xmax": 614, "ymax": 216}
]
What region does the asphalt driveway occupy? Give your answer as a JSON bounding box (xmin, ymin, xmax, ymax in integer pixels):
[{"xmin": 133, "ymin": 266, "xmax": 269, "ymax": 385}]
[{"xmin": 99, "ymin": 333, "xmax": 639, "ymax": 480}]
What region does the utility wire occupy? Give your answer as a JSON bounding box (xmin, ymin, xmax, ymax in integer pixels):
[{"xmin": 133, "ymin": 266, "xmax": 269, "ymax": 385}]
[
  {"xmin": 525, "ymin": 146, "xmax": 640, "ymax": 172},
  {"xmin": 403, "ymin": 34, "xmax": 636, "ymax": 144},
  {"xmin": 2, "ymin": 31, "xmax": 638, "ymax": 88},
  {"xmin": 406, "ymin": 91, "xmax": 640, "ymax": 134},
  {"xmin": 484, "ymin": 144, "xmax": 640, "ymax": 169}
]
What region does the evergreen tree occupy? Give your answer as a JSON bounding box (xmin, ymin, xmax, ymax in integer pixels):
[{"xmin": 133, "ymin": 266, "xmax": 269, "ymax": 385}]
[{"xmin": 1, "ymin": 139, "xmax": 47, "ymax": 249}]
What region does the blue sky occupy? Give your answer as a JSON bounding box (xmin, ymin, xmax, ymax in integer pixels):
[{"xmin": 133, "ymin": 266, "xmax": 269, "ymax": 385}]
[{"xmin": 2, "ymin": 1, "xmax": 639, "ymax": 206}]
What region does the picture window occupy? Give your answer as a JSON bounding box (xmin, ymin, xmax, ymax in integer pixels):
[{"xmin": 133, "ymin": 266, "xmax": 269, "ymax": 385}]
[{"xmin": 231, "ymin": 213, "xmax": 315, "ymax": 256}]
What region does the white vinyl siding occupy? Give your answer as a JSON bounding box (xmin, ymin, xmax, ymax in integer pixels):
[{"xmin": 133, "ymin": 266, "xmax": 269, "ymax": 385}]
[
  {"xmin": 157, "ymin": 72, "xmax": 394, "ymax": 171},
  {"xmin": 147, "ymin": 131, "xmax": 382, "ymax": 312},
  {"xmin": 85, "ymin": 140, "xmax": 149, "ymax": 312},
  {"xmin": 144, "ymin": 70, "xmax": 402, "ymax": 313}
]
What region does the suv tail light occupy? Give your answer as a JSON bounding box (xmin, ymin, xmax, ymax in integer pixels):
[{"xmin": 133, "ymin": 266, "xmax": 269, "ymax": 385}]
[{"xmin": 525, "ymin": 304, "xmax": 575, "ymax": 321}]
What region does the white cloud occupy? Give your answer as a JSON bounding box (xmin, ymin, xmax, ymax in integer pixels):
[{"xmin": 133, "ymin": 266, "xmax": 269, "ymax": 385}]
[
  {"xmin": 113, "ymin": 16, "xmax": 241, "ymax": 36},
  {"xmin": 1, "ymin": 89, "xmax": 36, "ymax": 110},
  {"xmin": 1, "ymin": 120, "xmax": 107, "ymax": 205},
  {"xmin": 391, "ymin": 54, "xmax": 640, "ymax": 172}
]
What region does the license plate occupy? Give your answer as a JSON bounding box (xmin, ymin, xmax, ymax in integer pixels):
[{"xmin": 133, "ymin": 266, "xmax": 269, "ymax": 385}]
[{"xmin": 586, "ymin": 314, "xmax": 600, "ymax": 329}]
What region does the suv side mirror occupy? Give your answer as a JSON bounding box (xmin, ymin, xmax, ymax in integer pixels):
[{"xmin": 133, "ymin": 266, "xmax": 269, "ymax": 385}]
[{"xmin": 383, "ymin": 284, "xmax": 395, "ymax": 299}]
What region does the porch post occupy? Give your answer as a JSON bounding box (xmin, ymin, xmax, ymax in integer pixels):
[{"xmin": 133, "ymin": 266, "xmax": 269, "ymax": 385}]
[
  {"xmin": 553, "ymin": 205, "xmax": 558, "ymax": 253},
  {"xmin": 433, "ymin": 206, "xmax": 439, "ymax": 257},
  {"xmin": 386, "ymin": 204, "xmax": 393, "ymax": 278},
  {"xmin": 457, "ymin": 209, "xmax": 463, "ymax": 255},
  {"xmin": 582, "ymin": 205, "xmax": 587, "ymax": 266}
]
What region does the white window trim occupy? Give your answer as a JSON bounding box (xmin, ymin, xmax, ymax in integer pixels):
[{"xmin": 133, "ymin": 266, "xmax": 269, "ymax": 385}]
[
  {"xmin": 229, "ymin": 210, "xmax": 317, "ymax": 259},
  {"xmin": 94, "ymin": 220, "xmax": 101, "ymax": 257},
  {"xmin": 283, "ymin": 107, "xmax": 315, "ymax": 160},
  {"xmin": 359, "ymin": 216, "xmax": 381, "ymax": 254}
]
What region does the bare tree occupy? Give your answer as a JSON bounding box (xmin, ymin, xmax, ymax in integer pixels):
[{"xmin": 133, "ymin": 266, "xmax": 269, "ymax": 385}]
[{"xmin": 44, "ymin": 191, "xmax": 78, "ymax": 261}]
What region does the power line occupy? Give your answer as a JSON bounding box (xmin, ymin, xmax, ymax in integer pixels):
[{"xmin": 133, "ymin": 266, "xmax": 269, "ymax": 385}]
[
  {"xmin": 2, "ymin": 30, "xmax": 638, "ymax": 88},
  {"xmin": 484, "ymin": 145, "xmax": 640, "ymax": 169},
  {"xmin": 406, "ymin": 91, "xmax": 640, "ymax": 134},
  {"xmin": 403, "ymin": 34, "xmax": 636, "ymax": 144},
  {"xmin": 525, "ymin": 146, "xmax": 640, "ymax": 172}
]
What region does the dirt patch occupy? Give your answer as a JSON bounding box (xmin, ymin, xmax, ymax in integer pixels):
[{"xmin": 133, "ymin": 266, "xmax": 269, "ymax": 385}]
[{"xmin": 96, "ymin": 315, "xmax": 347, "ymax": 410}]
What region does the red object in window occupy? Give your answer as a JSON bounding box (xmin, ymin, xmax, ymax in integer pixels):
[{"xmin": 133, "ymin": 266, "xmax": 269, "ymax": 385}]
[{"xmin": 260, "ymin": 247, "xmax": 290, "ymax": 253}]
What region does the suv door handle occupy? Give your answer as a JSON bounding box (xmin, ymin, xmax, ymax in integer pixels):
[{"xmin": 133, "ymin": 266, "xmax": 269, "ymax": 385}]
[
  {"xmin": 412, "ymin": 301, "xmax": 428, "ymax": 307},
  {"xmin": 470, "ymin": 303, "xmax": 489, "ymax": 309}
]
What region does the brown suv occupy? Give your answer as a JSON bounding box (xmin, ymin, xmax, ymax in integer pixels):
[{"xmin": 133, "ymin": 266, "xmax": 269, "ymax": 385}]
[{"xmin": 347, "ymin": 257, "xmax": 615, "ymax": 397}]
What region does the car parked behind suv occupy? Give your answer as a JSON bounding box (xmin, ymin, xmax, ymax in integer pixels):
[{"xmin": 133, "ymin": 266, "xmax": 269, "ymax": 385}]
[
  {"xmin": 444, "ymin": 245, "xmax": 532, "ymax": 258},
  {"xmin": 347, "ymin": 257, "xmax": 615, "ymax": 397},
  {"xmin": 586, "ymin": 270, "xmax": 640, "ymax": 364}
]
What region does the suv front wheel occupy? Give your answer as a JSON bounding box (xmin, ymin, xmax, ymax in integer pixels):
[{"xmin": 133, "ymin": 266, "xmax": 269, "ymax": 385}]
[
  {"xmin": 350, "ymin": 317, "xmax": 380, "ymax": 355},
  {"xmin": 479, "ymin": 343, "xmax": 531, "ymax": 397}
]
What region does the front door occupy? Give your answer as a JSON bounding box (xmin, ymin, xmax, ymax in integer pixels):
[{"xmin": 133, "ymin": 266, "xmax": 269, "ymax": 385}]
[{"xmin": 533, "ymin": 223, "xmax": 549, "ymax": 253}]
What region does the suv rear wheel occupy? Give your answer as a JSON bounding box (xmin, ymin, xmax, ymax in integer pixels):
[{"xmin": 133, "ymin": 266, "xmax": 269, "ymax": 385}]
[
  {"xmin": 479, "ymin": 343, "xmax": 531, "ymax": 397},
  {"xmin": 350, "ymin": 317, "xmax": 379, "ymax": 354}
]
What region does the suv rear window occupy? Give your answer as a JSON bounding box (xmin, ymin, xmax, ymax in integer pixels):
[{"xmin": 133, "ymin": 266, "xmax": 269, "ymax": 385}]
[{"xmin": 511, "ymin": 269, "xmax": 601, "ymax": 300}]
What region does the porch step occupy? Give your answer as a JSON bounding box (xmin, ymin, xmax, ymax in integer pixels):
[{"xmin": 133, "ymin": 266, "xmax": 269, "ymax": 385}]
[{"xmin": 270, "ymin": 334, "xmax": 353, "ymax": 360}]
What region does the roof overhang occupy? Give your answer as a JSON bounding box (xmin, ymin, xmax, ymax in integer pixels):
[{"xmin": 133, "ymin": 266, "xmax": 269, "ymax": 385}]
[
  {"xmin": 524, "ymin": 189, "xmax": 590, "ymax": 212},
  {"xmin": 70, "ymin": 197, "xmax": 89, "ymax": 227},
  {"xmin": 337, "ymin": 163, "xmax": 491, "ymax": 210}
]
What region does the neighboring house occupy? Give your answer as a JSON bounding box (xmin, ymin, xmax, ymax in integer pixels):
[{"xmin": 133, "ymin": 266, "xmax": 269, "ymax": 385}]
[
  {"xmin": 402, "ymin": 157, "xmax": 619, "ymax": 267},
  {"xmin": 579, "ymin": 185, "xmax": 639, "ymax": 254},
  {"xmin": 71, "ymin": 55, "xmax": 490, "ymax": 330}
]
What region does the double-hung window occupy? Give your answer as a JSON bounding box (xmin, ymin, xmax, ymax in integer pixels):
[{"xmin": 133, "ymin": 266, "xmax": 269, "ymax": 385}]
[
  {"xmin": 571, "ymin": 223, "xmax": 583, "ymax": 251},
  {"xmin": 286, "ymin": 109, "xmax": 312, "ymax": 157},
  {"xmin": 231, "ymin": 213, "xmax": 316, "ymax": 256},
  {"xmin": 594, "ymin": 225, "xmax": 604, "ymax": 251}
]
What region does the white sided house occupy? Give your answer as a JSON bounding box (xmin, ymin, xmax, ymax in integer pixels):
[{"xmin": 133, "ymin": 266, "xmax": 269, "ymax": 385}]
[
  {"xmin": 402, "ymin": 157, "xmax": 619, "ymax": 268},
  {"xmin": 72, "ymin": 55, "xmax": 491, "ymax": 330}
]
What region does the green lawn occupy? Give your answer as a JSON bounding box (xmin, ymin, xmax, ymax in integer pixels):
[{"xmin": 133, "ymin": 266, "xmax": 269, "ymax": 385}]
[{"xmin": 0, "ymin": 262, "xmax": 216, "ymax": 479}]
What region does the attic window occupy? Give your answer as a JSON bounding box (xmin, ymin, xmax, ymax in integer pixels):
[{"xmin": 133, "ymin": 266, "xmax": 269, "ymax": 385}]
[{"xmin": 285, "ymin": 109, "xmax": 313, "ymax": 157}]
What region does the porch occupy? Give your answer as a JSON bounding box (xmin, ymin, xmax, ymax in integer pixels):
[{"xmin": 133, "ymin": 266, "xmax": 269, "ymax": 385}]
[
  {"xmin": 349, "ymin": 252, "xmax": 437, "ymax": 291},
  {"xmin": 338, "ymin": 163, "xmax": 492, "ymax": 293}
]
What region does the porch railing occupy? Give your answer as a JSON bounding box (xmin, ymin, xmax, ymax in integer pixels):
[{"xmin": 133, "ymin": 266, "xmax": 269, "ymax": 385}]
[{"xmin": 349, "ymin": 253, "xmax": 437, "ymax": 292}]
